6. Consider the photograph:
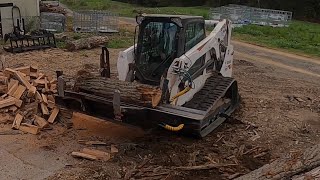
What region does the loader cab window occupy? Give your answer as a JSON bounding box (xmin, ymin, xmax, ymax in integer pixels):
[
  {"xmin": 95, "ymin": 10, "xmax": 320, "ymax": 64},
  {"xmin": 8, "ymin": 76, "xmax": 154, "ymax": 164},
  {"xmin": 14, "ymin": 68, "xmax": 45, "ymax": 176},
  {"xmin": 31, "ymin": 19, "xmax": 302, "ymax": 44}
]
[
  {"xmin": 185, "ymin": 22, "xmax": 205, "ymax": 52},
  {"xmin": 136, "ymin": 21, "xmax": 179, "ymax": 83},
  {"xmin": 185, "ymin": 22, "xmax": 205, "ymax": 76}
]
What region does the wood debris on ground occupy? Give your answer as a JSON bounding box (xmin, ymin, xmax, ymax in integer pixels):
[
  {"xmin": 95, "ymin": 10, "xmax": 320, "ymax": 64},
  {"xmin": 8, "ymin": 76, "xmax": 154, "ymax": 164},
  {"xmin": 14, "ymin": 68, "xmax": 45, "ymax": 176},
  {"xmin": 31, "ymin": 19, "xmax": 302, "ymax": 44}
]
[
  {"xmin": 0, "ymin": 65, "xmax": 68, "ymax": 135},
  {"xmin": 71, "ymin": 147, "xmax": 113, "ymax": 161},
  {"xmin": 71, "ymin": 144, "xmax": 118, "ymax": 161}
]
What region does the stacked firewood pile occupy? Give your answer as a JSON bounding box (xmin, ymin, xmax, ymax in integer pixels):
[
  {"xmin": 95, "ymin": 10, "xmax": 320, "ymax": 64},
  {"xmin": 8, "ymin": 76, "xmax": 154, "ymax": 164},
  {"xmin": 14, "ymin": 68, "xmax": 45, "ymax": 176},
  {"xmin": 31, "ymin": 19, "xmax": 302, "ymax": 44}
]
[{"xmin": 0, "ymin": 66, "xmax": 71, "ymax": 134}]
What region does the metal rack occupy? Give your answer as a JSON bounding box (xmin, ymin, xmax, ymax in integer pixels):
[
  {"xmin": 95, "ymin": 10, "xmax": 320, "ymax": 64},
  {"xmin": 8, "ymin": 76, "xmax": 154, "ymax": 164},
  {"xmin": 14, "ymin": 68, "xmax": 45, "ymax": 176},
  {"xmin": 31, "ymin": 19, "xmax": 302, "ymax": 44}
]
[
  {"xmin": 73, "ymin": 10, "xmax": 119, "ymax": 33},
  {"xmin": 210, "ymin": 4, "xmax": 292, "ymax": 27}
]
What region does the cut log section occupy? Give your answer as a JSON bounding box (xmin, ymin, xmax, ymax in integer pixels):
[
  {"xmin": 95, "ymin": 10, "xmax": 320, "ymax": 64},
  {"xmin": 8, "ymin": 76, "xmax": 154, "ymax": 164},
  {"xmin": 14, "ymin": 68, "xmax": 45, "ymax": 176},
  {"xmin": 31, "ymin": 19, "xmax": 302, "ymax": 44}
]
[
  {"xmin": 66, "ymin": 36, "xmax": 109, "ymax": 51},
  {"xmin": 236, "ymin": 144, "xmax": 320, "ymax": 180},
  {"xmin": 74, "ymin": 77, "xmax": 161, "ymax": 107}
]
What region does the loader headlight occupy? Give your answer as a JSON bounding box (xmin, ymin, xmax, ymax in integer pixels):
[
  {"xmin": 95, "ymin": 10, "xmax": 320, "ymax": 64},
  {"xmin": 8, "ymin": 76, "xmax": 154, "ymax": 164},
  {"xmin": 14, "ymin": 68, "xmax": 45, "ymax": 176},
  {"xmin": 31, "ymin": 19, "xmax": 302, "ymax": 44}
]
[
  {"xmin": 171, "ymin": 17, "xmax": 182, "ymax": 27},
  {"xmin": 136, "ymin": 16, "xmax": 145, "ymax": 25}
]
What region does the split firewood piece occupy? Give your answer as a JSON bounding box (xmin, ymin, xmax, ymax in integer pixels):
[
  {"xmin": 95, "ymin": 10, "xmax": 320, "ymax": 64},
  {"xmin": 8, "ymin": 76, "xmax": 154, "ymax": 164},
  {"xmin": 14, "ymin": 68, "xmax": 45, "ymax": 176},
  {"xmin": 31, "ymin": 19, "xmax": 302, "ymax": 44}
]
[
  {"xmin": 0, "ymin": 97, "xmax": 16, "ymax": 109},
  {"xmin": 47, "ymin": 95, "xmax": 55, "ymax": 102},
  {"xmin": 82, "ymin": 148, "xmax": 111, "ymax": 161},
  {"xmin": 19, "ymin": 124, "xmax": 40, "ymax": 135},
  {"xmin": 35, "ymin": 91, "xmax": 43, "ymax": 102},
  {"xmin": 14, "ymin": 66, "xmax": 30, "ymax": 76},
  {"xmin": 36, "ymin": 73, "xmax": 45, "ymax": 81},
  {"xmin": 40, "ymin": 103, "xmax": 49, "ymax": 115},
  {"xmin": 34, "ymin": 115, "xmax": 49, "ymax": 128},
  {"xmin": 9, "ymin": 106, "xmax": 18, "ymax": 113},
  {"xmin": 7, "ymin": 80, "xmax": 19, "ymax": 96},
  {"xmin": 4, "ymin": 68, "xmax": 16, "ymax": 78},
  {"xmin": 47, "ymin": 74, "xmax": 53, "ymax": 82},
  {"xmin": 14, "ymin": 71, "xmax": 36, "ymax": 95},
  {"xmin": 48, "ymin": 107, "xmax": 59, "ymax": 123},
  {"xmin": 50, "ymin": 84, "xmax": 57, "ymax": 93},
  {"xmin": 44, "ymin": 77, "xmax": 49, "ymax": 91},
  {"xmin": 71, "ymin": 152, "xmax": 97, "ymax": 160},
  {"xmin": 41, "ymin": 94, "xmax": 48, "ymax": 104},
  {"xmin": 0, "ymin": 84, "xmax": 7, "ymax": 94},
  {"xmin": 8, "ymin": 79, "xmax": 18, "ymax": 90},
  {"xmin": 0, "ymin": 76, "xmax": 8, "ymax": 85},
  {"xmin": 30, "ymin": 66, "xmax": 38, "ymax": 78},
  {"xmin": 47, "ymin": 100, "xmax": 55, "ymax": 109},
  {"xmin": 12, "ymin": 113, "xmax": 24, "ymax": 129},
  {"xmin": 12, "ymin": 85, "xmax": 26, "ymax": 99},
  {"xmin": 14, "ymin": 99, "xmax": 23, "ymax": 108}
]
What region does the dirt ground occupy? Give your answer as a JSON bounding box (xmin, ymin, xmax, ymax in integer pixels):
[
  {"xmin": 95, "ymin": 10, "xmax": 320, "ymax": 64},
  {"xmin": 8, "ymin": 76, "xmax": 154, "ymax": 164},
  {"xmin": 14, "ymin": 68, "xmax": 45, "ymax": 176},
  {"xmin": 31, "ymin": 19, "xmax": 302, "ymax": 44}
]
[{"xmin": 0, "ymin": 37, "xmax": 319, "ymax": 179}]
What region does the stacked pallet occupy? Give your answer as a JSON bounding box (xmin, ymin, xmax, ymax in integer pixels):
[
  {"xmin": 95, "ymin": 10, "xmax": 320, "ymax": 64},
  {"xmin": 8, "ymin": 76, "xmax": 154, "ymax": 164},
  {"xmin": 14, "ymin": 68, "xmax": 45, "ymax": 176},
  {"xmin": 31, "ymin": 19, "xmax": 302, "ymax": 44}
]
[{"xmin": 0, "ymin": 66, "xmax": 60, "ymax": 135}]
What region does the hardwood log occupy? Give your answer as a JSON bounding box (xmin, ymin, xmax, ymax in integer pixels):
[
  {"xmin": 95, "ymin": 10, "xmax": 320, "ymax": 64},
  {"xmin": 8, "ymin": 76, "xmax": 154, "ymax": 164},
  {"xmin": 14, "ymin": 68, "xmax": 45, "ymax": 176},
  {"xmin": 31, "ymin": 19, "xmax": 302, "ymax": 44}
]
[
  {"xmin": 74, "ymin": 76, "xmax": 161, "ymax": 107},
  {"xmin": 66, "ymin": 36, "xmax": 109, "ymax": 51},
  {"xmin": 236, "ymin": 144, "xmax": 320, "ymax": 180}
]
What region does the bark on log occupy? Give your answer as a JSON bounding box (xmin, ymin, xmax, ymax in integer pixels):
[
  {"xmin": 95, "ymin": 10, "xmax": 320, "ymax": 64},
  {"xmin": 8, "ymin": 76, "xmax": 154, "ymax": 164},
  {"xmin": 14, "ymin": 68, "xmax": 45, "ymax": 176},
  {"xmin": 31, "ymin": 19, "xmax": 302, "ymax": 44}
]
[
  {"xmin": 291, "ymin": 166, "xmax": 320, "ymax": 180},
  {"xmin": 74, "ymin": 76, "xmax": 161, "ymax": 107},
  {"xmin": 236, "ymin": 144, "xmax": 320, "ymax": 180},
  {"xmin": 66, "ymin": 36, "xmax": 109, "ymax": 51}
]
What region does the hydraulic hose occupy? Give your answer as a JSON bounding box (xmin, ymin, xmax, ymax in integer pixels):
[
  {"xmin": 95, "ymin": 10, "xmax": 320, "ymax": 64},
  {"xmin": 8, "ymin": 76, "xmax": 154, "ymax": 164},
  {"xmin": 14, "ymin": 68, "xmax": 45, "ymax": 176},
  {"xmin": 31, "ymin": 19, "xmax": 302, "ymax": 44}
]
[
  {"xmin": 159, "ymin": 123, "xmax": 184, "ymax": 132},
  {"xmin": 170, "ymin": 86, "xmax": 191, "ymax": 102}
]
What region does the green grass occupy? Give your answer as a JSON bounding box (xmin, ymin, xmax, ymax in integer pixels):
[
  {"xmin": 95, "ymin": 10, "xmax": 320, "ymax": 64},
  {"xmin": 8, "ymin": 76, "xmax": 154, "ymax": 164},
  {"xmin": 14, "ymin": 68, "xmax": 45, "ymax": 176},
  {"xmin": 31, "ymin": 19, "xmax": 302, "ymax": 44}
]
[
  {"xmin": 233, "ymin": 21, "xmax": 320, "ymax": 57},
  {"xmin": 107, "ymin": 29, "xmax": 135, "ymax": 48},
  {"xmin": 60, "ymin": 0, "xmax": 209, "ymax": 18}
]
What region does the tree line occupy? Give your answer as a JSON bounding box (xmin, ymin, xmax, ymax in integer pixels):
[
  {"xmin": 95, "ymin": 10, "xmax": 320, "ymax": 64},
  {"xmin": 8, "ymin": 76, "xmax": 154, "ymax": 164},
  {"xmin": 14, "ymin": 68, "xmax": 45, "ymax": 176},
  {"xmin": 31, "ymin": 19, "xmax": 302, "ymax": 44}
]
[{"xmin": 115, "ymin": 0, "xmax": 320, "ymax": 21}]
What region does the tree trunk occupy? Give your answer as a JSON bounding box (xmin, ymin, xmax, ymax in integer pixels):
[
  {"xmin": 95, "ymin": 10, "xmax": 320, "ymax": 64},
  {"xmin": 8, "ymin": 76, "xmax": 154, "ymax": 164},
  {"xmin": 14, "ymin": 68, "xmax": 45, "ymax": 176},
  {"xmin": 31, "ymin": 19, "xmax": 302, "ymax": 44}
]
[
  {"xmin": 236, "ymin": 144, "xmax": 320, "ymax": 180},
  {"xmin": 74, "ymin": 76, "xmax": 161, "ymax": 107},
  {"xmin": 66, "ymin": 36, "xmax": 109, "ymax": 51}
]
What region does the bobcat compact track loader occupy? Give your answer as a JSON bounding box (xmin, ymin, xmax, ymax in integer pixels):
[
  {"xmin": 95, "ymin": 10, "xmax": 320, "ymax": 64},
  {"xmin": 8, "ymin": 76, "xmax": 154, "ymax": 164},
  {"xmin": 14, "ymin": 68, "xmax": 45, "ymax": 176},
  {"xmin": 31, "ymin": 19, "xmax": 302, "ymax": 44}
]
[{"xmin": 56, "ymin": 14, "xmax": 240, "ymax": 137}]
